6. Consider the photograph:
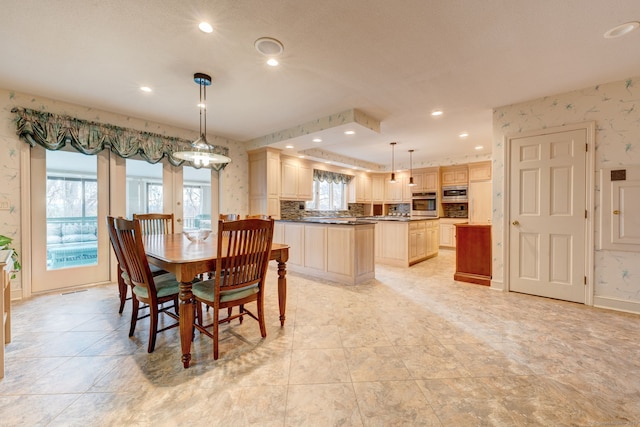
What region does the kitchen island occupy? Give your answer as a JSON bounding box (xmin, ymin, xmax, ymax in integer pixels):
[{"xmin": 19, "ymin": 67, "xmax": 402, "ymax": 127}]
[
  {"xmin": 369, "ymin": 217, "xmax": 439, "ymax": 267},
  {"xmin": 274, "ymin": 219, "xmax": 376, "ymax": 285}
]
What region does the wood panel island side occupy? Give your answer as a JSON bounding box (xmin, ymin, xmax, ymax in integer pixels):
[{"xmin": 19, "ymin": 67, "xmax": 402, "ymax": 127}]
[{"xmin": 274, "ymin": 220, "xmax": 375, "ymax": 285}]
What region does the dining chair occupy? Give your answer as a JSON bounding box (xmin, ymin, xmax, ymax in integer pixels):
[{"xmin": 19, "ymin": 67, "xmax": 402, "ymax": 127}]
[
  {"xmin": 113, "ymin": 217, "xmax": 181, "ymax": 353},
  {"xmin": 133, "ymin": 213, "xmax": 174, "ymax": 235},
  {"xmin": 219, "ymin": 213, "xmax": 239, "ymax": 221},
  {"xmin": 193, "ymin": 218, "xmax": 275, "ymax": 359},
  {"xmin": 106, "ymin": 216, "xmax": 131, "ymax": 314},
  {"xmin": 132, "ymin": 213, "xmax": 174, "ymax": 275}
]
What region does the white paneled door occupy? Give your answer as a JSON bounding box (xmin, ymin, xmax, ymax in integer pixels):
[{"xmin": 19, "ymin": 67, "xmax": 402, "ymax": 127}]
[{"xmin": 509, "ymin": 128, "xmax": 587, "ymax": 303}]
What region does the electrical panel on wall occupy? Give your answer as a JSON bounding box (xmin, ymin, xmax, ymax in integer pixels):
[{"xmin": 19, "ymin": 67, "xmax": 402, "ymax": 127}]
[{"xmin": 599, "ymin": 167, "xmax": 640, "ymax": 251}]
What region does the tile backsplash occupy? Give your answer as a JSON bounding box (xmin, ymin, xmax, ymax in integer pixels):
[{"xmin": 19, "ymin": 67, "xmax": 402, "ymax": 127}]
[
  {"xmin": 280, "ymin": 201, "xmax": 365, "ymax": 219},
  {"xmin": 442, "ymin": 203, "xmax": 468, "ymax": 218}
]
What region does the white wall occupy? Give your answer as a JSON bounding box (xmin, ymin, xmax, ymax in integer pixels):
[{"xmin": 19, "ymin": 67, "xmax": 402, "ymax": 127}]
[
  {"xmin": 493, "ymin": 75, "xmax": 640, "ymax": 313},
  {"xmin": 0, "ymin": 88, "xmax": 248, "ymax": 295}
]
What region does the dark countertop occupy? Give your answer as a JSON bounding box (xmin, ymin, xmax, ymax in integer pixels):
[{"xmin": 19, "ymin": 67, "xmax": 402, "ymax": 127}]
[
  {"xmin": 276, "ymin": 218, "xmax": 376, "ymax": 225},
  {"xmin": 277, "ymin": 216, "xmax": 440, "ymax": 225}
]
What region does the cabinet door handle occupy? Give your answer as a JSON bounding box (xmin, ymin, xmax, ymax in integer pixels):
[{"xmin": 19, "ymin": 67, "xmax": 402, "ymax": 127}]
[
  {"xmin": 512, "ymin": 220, "xmax": 520, "ymax": 226},
  {"xmin": 613, "ymin": 210, "xmax": 620, "ymax": 215}
]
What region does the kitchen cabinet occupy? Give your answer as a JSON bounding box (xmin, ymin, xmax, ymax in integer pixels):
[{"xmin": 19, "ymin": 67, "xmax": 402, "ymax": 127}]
[
  {"xmin": 469, "ymin": 181, "xmax": 492, "ymax": 224},
  {"xmin": 441, "ymin": 165, "xmax": 468, "ymax": 186},
  {"xmin": 1, "ymin": 250, "xmax": 12, "ymax": 379},
  {"xmin": 249, "ymin": 148, "xmax": 281, "ymax": 219},
  {"xmin": 354, "ymin": 172, "xmax": 372, "ymax": 203},
  {"xmin": 468, "ymin": 161, "xmax": 492, "ymax": 182},
  {"xmin": 439, "ymin": 218, "xmax": 467, "ymax": 248},
  {"xmin": 371, "ymin": 174, "xmax": 385, "ymax": 202},
  {"xmin": 384, "ymin": 173, "xmax": 404, "ymax": 202},
  {"xmin": 280, "ymin": 157, "xmax": 313, "ymax": 201},
  {"xmin": 409, "ymin": 168, "xmax": 439, "ymax": 193},
  {"xmin": 277, "ymin": 221, "xmax": 375, "ymax": 284},
  {"xmin": 376, "ymin": 219, "xmax": 439, "ymax": 267},
  {"xmin": 454, "ymin": 224, "xmax": 491, "ymax": 286}
]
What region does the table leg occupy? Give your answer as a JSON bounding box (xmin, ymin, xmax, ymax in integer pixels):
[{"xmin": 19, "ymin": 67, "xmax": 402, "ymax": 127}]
[
  {"xmin": 178, "ymin": 281, "xmax": 195, "ymax": 368},
  {"xmin": 277, "ymin": 259, "xmax": 287, "ymax": 327}
]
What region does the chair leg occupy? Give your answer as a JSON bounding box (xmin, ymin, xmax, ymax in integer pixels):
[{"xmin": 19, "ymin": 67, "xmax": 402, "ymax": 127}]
[
  {"xmin": 213, "ymin": 303, "xmax": 220, "ymax": 360},
  {"xmin": 117, "ymin": 275, "xmax": 127, "ymax": 315},
  {"xmin": 228, "ymin": 307, "xmax": 234, "ymax": 323},
  {"xmin": 129, "ymin": 295, "xmax": 139, "ymax": 337},
  {"xmin": 148, "ymin": 306, "xmax": 158, "ymax": 353},
  {"xmin": 258, "ymin": 294, "xmax": 267, "ymax": 338}
]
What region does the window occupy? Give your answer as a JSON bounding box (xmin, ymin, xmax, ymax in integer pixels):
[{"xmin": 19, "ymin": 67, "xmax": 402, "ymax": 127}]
[
  {"xmin": 306, "ymin": 180, "xmax": 347, "ymax": 211},
  {"xmin": 46, "ymin": 177, "xmax": 97, "ymax": 218},
  {"xmin": 146, "ymin": 183, "xmax": 163, "ymax": 213}
]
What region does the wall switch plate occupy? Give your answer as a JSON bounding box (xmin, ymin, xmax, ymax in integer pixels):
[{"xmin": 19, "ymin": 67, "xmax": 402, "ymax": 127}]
[{"xmin": 0, "ymin": 200, "xmax": 9, "ymax": 211}]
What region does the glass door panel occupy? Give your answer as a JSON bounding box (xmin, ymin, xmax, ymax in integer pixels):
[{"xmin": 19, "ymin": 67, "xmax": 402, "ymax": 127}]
[
  {"xmin": 125, "ymin": 159, "xmax": 164, "ymax": 218},
  {"xmin": 183, "ymin": 166, "xmax": 212, "ymax": 229},
  {"xmin": 31, "ymin": 147, "xmax": 110, "ymax": 292}
]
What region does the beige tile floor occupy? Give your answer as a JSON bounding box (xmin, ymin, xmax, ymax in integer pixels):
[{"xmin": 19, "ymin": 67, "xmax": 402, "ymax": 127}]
[{"xmin": 1, "ymin": 249, "xmax": 640, "ymax": 426}]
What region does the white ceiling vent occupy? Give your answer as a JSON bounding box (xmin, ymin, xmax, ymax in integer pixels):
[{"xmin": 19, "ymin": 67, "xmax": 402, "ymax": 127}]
[{"xmin": 254, "ymin": 37, "xmax": 284, "ymax": 56}]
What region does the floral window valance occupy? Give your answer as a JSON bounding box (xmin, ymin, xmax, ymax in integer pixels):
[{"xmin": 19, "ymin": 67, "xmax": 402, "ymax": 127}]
[
  {"xmin": 313, "ymin": 169, "xmax": 353, "ymax": 184},
  {"xmin": 11, "ymin": 107, "xmax": 230, "ymax": 171}
]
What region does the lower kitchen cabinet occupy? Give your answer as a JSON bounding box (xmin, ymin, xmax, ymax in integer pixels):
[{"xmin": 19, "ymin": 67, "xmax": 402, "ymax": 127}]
[
  {"xmin": 439, "ymin": 218, "xmax": 468, "ymax": 248},
  {"xmin": 376, "ymin": 219, "xmax": 439, "ymax": 267},
  {"xmin": 454, "ymin": 224, "xmax": 491, "ymax": 286},
  {"xmin": 275, "ymin": 221, "xmax": 375, "ymax": 284}
]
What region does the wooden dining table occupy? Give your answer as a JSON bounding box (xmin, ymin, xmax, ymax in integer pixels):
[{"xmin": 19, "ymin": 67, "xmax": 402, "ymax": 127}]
[{"xmin": 143, "ymin": 233, "xmax": 289, "ymax": 368}]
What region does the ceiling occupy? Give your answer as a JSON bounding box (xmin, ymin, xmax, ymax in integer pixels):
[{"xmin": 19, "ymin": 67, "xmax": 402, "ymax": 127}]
[{"xmin": 1, "ymin": 1, "xmax": 639, "ymax": 171}]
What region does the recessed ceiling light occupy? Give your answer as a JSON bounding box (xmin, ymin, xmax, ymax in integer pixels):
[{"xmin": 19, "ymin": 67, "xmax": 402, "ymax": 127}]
[
  {"xmin": 475, "ymin": 145, "xmax": 484, "ymax": 150},
  {"xmin": 198, "ymin": 22, "xmax": 213, "ymax": 33},
  {"xmin": 285, "ymin": 145, "xmax": 294, "ymax": 149},
  {"xmin": 604, "ymin": 21, "xmax": 639, "ymax": 39},
  {"xmin": 298, "ymin": 155, "xmax": 305, "ymax": 159},
  {"xmin": 344, "ymin": 130, "xmax": 355, "ymax": 135},
  {"xmin": 325, "ymin": 161, "xmax": 331, "ymax": 164},
  {"xmin": 459, "ymin": 132, "xmax": 469, "ymax": 138},
  {"xmin": 197, "ymin": 103, "xmax": 205, "ymax": 109},
  {"xmin": 140, "ymin": 86, "xmax": 152, "ymax": 93},
  {"xmin": 266, "ymin": 58, "xmax": 279, "ymax": 67},
  {"xmin": 431, "ymin": 110, "xmax": 443, "ymax": 117},
  {"xmin": 312, "ymin": 138, "xmax": 322, "ymax": 143}
]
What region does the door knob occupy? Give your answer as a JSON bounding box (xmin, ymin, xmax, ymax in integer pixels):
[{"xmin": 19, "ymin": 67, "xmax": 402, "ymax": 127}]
[
  {"xmin": 512, "ymin": 220, "xmax": 520, "ymax": 226},
  {"xmin": 177, "ymin": 218, "xmax": 182, "ymax": 223},
  {"xmin": 613, "ymin": 210, "xmax": 620, "ymax": 215}
]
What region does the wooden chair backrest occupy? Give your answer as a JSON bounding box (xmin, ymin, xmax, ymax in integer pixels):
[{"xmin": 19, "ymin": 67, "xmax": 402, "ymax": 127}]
[
  {"xmin": 113, "ymin": 218, "xmax": 157, "ymax": 303},
  {"xmin": 106, "ymin": 216, "xmax": 129, "ymax": 277},
  {"xmin": 214, "ymin": 218, "xmax": 274, "ymax": 296},
  {"xmin": 133, "ymin": 213, "xmax": 174, "ymax": 235},
  {"xmin": 219, "ymin": 213, "xmax": 239, "ymax": 221}
]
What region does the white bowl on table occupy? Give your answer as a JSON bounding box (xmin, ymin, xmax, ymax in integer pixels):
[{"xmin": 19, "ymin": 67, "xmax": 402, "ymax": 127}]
[{"xmin": 183, "ymin": 228, "xmax": 212, "ymax": 243}]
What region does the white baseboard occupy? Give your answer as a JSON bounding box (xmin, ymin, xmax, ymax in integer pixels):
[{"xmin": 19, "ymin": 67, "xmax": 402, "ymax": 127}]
[
  {"xmin": 593, "ymin": 296, "xmax": 640, "ymax": 315},
  {"xmin": 490, "ymin": 279, "xmax": 505, "ymax": 291}
]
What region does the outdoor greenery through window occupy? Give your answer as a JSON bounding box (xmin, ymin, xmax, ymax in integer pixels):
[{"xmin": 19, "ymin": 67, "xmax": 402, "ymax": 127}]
[{"xmin": 306, "ymin": 180, "xmax": 347, "ymax": 211}]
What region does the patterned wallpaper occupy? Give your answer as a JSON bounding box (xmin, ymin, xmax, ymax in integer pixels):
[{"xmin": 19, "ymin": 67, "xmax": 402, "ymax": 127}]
[
  {"xmin": 0, "ymin": 88, "xmax": 247, "ymax": 294},
  {"xmin": 493, "ymin": 75, "xmax": 640, "ymax": 312}
]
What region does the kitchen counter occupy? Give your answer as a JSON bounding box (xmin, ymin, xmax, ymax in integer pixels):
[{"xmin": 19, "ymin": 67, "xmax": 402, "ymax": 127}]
[
  {"xmin": 273, "ymin": 220, "xmax": 375, "ymax": 285},
  {"xmin": 279, "ymin": 216, "xmax": 435, "ymax": 224}
]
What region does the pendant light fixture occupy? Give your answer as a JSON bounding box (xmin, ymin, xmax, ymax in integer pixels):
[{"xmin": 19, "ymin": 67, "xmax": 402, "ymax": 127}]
[
  {"xmin": 173, "ymin": 73, "xmax": 231, "ymax": 167},
  {"xmin": 389, "ymin": 142, "xmax": 397, "ymax": 183},
  {"xmin": 408, "ymin": 149, "xmax": 417, "ymax": 186}
]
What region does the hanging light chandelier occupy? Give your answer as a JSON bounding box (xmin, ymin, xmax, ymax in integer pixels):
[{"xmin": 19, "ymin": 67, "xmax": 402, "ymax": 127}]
[
  {"xmin": 173, "ymin": 73, "xmax": 231, "ymax": 167},
  {"xmin": 408, "ymin": 149, "xmax": 417, "ymax": 186},
  {"xmin": 389, "ymin": 142, "xmax": 397, "ymax": 183}
]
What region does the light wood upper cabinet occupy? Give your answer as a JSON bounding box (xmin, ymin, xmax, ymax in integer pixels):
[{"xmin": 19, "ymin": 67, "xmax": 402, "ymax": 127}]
[
  {"xmin": 385, "ymin": 173, "xmax": 404, "ymax": 202},
  {"xmin": 468, "ymin": 161, "xmax": 492, "ymax": 182},
  {"xmin": 354, "ymin": 172, "xmax": 372, "ymax": 203},
  {"xmin": 280, "ymin": 157, "xmax": 313, "ymax": 201},
  {"xmin": 408, "ymin": 168, "xmax": 439, "ymax": 194},
  {"xmin": 248, "ymin": 148, "xmax": 281, "ymax": 218},
  {"xmin": 441, "ymin": 165, "xmax": 469, "ymax": 186},
  {"xmin": 371, "ymin": 174, "xmax": 385, "ymax": 202}
]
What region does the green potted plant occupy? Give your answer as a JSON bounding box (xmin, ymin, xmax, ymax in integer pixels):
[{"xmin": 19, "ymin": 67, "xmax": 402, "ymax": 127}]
[{"xmin": 0, "ymin": 234, "xmax": 21, "ymax": 279}]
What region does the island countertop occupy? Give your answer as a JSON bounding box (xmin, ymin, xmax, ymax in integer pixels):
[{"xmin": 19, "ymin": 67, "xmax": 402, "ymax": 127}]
[{"xmin": 277, "ymin": 216, "xmax": 439, "ymax": 224}]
